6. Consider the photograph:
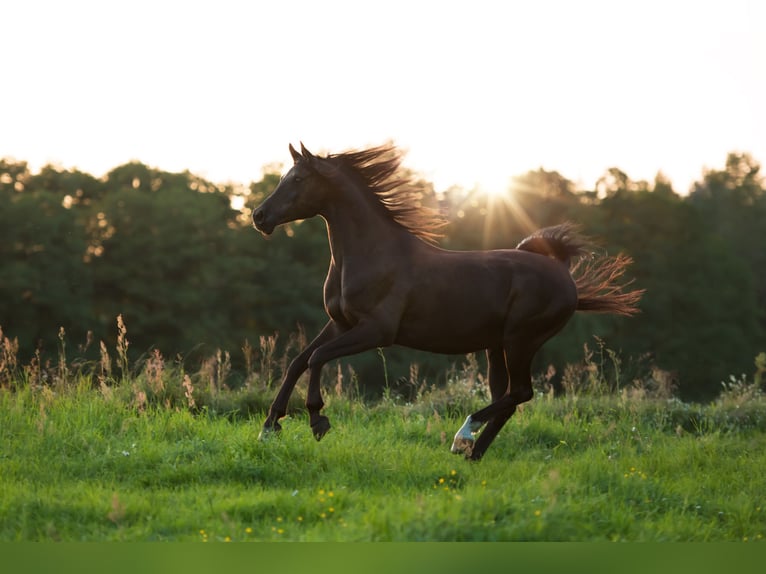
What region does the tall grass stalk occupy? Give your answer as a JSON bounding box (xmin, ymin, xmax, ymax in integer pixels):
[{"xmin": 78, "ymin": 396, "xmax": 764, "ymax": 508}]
[{"xmin": 116, "ymin": 314, "xmax": 130, "ymax": 382}]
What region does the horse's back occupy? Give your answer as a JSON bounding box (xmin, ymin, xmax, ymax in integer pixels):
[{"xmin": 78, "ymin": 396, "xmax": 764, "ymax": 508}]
[
  {"xmin": 417, "ymin": 246, "xmax": 576, "ymax": 306},
  {"xmin": 394, "ymin": 246, "xmax": 578, "ymax": 353}
]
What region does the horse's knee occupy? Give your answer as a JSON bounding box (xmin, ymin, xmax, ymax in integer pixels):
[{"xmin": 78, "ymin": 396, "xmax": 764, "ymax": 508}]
[
  {"xmin": 510, "ymin": 387, "xmax": 534, "ymax": 405},
  {"xmin": 306, "ymin": 398, "xmax": 324, "ymax": 413}
]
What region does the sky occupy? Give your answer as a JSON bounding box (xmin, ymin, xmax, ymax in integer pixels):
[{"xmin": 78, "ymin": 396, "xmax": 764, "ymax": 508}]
[{"xmin": 3, "ymin": 0, "xmax": 765, "ymax": 195}]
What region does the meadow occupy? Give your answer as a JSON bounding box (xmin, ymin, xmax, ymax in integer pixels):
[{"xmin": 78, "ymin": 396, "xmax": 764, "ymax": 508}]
[{"xmin": 1, "ymin": 334, "xmax": 765, "ymax": 542}]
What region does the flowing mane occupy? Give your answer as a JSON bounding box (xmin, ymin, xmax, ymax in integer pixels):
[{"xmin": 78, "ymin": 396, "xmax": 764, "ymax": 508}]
[{"xmin": 326, "ymin": 144, "xmax": 446, "ymax": 243}]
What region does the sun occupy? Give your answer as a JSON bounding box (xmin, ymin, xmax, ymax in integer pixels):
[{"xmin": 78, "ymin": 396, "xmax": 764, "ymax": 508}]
[
  {"xmin": 476, "ymin": 180, "xmax": 511, "ymax": 199},
  {"xmin": 475, "ymin": 183, "xmax": 539, "ymax": 247}
]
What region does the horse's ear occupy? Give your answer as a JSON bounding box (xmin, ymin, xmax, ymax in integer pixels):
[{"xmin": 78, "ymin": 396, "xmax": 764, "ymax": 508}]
[
  {"xmin": 300, "ymin": 142, "xmax": 315, "ymax": 159},
  {"xmin": 298, "ymin": 142, "xmax": 334, "ymax": 175},
  {"xmin": 289, "ymin": 143, "xmax": 302, "ymax": 164}
]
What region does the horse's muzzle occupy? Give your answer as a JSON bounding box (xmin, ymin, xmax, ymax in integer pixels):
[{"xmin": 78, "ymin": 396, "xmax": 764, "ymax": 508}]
[{"xmin": 252, "ymin": 208, "xmax": 275, "ymax": 235}]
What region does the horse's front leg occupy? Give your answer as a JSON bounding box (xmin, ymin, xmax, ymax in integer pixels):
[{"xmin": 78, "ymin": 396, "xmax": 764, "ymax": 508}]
[
  {"xmin": 306, "ymin": 365, "xmax": 331, "ymax": 440},
  {"xmin": 303, "ymin": 318, "xmax": 395, "ymax": 439},
  {"xmin": 260, "ymin": 321, "xmax": 341, "ymax": 439}
]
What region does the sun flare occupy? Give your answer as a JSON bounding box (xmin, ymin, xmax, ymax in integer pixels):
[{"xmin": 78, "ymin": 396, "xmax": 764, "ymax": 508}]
[
  {"xmin": 477, "ymin": 184, "xmax": 539, "ymax": 246},
  {"xmin": 477, "ymin": 181, "xmax": 511, "ymax": 199}
]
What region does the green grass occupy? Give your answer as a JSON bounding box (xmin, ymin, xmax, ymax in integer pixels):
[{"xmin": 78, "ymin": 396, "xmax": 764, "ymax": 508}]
[{"xmin": 1, "ymin": 375, "xmax": 765, "ymax": 542}]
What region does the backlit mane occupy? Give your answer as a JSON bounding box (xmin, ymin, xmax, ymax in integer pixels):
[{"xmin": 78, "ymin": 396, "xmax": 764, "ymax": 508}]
[{"xmin": 327, "ymin": 144, "xmax": 446, "ymax": 243}]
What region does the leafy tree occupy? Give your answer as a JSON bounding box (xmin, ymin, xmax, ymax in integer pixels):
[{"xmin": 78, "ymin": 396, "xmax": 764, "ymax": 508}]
[
  {"xmin": 580, "ymin": 169, "xmax": 764, "ymax": 398},
  {"xmin": 0, "ymin": 170, "xmax": 93, "ymax": 357},
  {"xmin": 0, "ymin": 159, "xmax": 30, "ymax": 193},
  {"xmin": 87, "ymin": 163, "xmax": 240, "ymax": 357},
  {"xmin": 1, "ymin": 153, "xmax": 764, "ymax": 400},
  {"xmin": 689, "ymin": 153, "xmax": 766, "ymax": 334}
]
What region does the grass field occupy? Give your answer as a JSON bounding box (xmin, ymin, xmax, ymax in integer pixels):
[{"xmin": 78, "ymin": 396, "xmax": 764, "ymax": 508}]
[{"xmin": 1, "ymin": 350, "xmax": 765, "ymax": 542}]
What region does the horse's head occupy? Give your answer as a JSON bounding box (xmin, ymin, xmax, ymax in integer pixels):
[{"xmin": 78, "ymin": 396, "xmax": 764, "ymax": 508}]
[{"xmin": 253, "ymin": 143, "xmax": 335, "ymax": 235}]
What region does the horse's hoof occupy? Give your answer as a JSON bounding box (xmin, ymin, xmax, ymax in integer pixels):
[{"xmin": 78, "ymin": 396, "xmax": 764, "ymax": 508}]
[
  {"xmin": 450, "ymin": 415, "xmax": 479, "ymax": 455},
  {"xmin": 450, "ymin": 435, "xmax": 474, "ymax": 457},
  {"xmin": 467, "ymin": 449, "xmax": 484, "ymax": 462},
  {"xmin": 311, "ymin": 416, "xmax": 331, "ymax": 441},
  {"xmin": 258, "ymin": 421, "xmax": 282, "ymax": 441}
]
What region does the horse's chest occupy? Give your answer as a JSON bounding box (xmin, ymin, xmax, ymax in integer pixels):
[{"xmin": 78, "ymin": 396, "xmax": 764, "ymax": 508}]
[
  {"xmin": 323, "ymin": 264, "xmax": 389, "ymax": 325},
  {"xmin": 324, "ymin": 280, "xmax": 361, "ymax": 325},
  {"xmin": 323, "ymin": 277, "xmax": 344, "ymax": 322}
]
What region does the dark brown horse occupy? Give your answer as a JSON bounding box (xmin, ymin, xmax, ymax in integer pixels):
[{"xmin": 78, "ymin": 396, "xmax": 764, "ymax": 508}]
[{"xmin": 253, "ymin": 143, "xmax": 643, "ymax": 460}]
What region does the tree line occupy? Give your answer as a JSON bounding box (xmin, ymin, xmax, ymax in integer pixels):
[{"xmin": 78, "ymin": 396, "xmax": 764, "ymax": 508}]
[{"xmin": 1, "ymin": 152, "xmax": 764, "ymax": 400}]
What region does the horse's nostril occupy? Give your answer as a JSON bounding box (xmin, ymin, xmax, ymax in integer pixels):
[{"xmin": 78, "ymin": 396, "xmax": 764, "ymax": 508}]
[{"xmin": 253, "ymin": 209, "xmax": 265, "ymax": 225}]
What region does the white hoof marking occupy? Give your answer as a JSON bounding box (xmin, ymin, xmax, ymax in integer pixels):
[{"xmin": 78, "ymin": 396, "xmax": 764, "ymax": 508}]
[{"xmin": 450, "ymin": 415, "xmax": 482, "ymax": 455}]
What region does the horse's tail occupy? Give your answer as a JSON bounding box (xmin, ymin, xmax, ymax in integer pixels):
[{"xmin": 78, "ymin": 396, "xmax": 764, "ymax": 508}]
[
  {"xmin": 515, "ymin": 222, "xmax": 587, "ymax": 268},
  {"xmin": 516, "ymin": 223, "xmax": 644, "ymax": 316},
  {"xmin": 571, "ymin": 253, "xmax": 644, "ymax": 316}
]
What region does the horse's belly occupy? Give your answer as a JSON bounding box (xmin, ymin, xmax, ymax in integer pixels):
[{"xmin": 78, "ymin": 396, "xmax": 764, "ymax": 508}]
[{"xmin": 394, "ymin": 304, "xmax": 505, "ymax": 354}]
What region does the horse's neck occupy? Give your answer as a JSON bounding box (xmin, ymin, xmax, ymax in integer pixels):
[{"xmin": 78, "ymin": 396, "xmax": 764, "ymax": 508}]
[{"xmin": 322, "ymin": 195, "xmax": 409, "ymax": 263}]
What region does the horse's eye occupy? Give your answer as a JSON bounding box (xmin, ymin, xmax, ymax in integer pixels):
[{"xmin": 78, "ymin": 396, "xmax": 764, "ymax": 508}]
[{"xmin": 294, "ymin": 176, "xmax": 303, "ymax": 183}]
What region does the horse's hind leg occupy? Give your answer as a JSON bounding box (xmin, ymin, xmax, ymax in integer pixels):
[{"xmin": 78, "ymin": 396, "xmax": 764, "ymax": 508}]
[
  {"xmin": 451, "ymin": 347, "xmax": 509, "ymax": 456},
  {"xmin": 468, "ymin": 411, "xmax": 514, "ymax": 460},
  {"xmin": 486, "ymin": 347, "xmax": 511, "ymax": 402},
  {"xmin": 452, "ymin": 343, "xmax": 536, "ymax": 460}
]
